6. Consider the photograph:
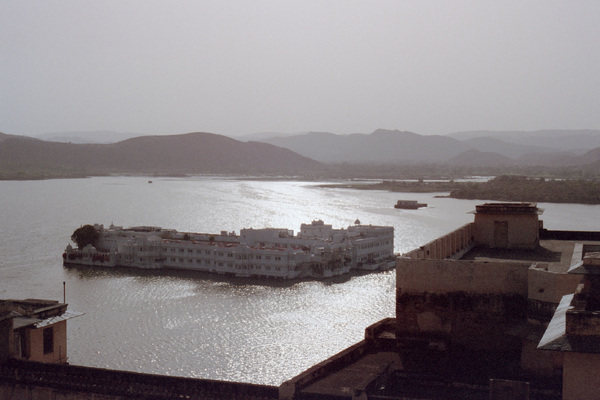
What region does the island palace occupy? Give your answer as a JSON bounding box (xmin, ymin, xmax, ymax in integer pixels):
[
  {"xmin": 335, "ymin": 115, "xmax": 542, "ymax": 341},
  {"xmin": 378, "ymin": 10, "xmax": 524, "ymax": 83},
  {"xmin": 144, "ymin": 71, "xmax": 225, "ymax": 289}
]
[{"xmin": 63, "ymin": 220, "xmax": 395, "ymax": 279}]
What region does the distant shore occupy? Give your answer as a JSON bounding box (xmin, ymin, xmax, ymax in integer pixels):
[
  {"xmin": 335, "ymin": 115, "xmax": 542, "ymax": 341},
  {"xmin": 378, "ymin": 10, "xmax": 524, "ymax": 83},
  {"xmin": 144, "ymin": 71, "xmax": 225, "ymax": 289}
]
[
  {"xmin": 320, "ymin": 176, "xmax": 600, "ymax": 205},
  {"xmin": 318, "ymin": 180, "xmax": 459, "ymax": 193}
]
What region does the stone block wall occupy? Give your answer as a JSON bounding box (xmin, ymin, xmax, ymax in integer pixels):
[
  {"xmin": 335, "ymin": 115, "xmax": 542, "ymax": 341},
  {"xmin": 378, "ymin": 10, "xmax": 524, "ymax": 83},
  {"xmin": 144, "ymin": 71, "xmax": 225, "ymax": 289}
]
[
  {"xmin": 403, "ymin": 223, "xmax": 475, "ymax": 260},
  {"xmin": 397, "ymin": 258, "xmax": 530, "ymax": 296},
  {"xmin": 528, "ymin": 264, "xmax": 582, "ymax": 321},
  {"xmin": 396, "ymin": 258, "xmax": 531, "ymax": 351}
]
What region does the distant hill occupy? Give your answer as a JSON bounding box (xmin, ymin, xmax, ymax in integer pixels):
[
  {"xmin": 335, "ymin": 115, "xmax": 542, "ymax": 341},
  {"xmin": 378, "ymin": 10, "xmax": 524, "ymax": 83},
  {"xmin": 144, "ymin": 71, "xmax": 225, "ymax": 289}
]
[
  {"xmin": 460, "ymin": 137, "xmax": 556, "ymax": 158},
  {"xmin": 260, "ymin": 129, "xmax": 470, "ymax": 164},
  {"xmin": 581, "ymin": 147, "xmax": 600, "ymax": 165},
  {"xmin": 448, "ymin": 129, "xmax": 600, "ymax": 154},
  {"xmin": 445, "ymin": 149, "xmax": 514, "ymax": 168},
  {"xmin": 5, "ymin": 128, "xmax": 600, "ymax": 179},
  {"xmin": 34, "ymin": 130, "xmax": 146, "ymax": 144},
  {"xmin": 0, "ymin": 132, "xmax": 324, "ymax": 178},
  {"xmin": 258, "ymin": 128, "xmax": 600, "ymax": 170},
  {"xmin": 515, "ymin": 151, "xmax": 581, "ymax": 167},
  {"xmin": 236, "ymin": 131, "xmax": 311, "ymax": 141},
  {"xmin": 446, "ymin": 147, "xmax": 600, "ymax": 168}
]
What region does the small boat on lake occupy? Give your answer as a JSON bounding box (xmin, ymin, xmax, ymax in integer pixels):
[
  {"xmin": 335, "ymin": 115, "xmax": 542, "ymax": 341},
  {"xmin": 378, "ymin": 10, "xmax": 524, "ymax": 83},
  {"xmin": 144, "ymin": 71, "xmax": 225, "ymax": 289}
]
[{"xmin": 394, "ymin": 200, "xmax": 427, "ymax": 209}]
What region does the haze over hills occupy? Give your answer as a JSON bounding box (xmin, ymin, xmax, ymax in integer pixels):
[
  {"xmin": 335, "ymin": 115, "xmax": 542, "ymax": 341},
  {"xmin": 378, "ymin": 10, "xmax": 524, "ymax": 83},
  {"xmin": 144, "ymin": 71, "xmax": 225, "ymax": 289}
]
[
  {"xmin": 0, "ymin": 132, "xmax": 323, "ymax": 177},
  {"xmin": 34, "ymin": 130, "xmax": 146, "ymax": 144},
  {"xmin": 257, "ymin": 128, "xmax": 600, "ymax": 167},
  {"xmin": 260, "ymin": 129, "xmax": 471, "ymax": 164},
  {"xmin": 459, "ymin": 137, "xmax": 554, "ymax": 158},
  {"xmin": 445, "ymin": 149, "xmax": 515, "ymax": 168},
  {"xmin": 28, "ymin": 128, "xmax": 600, "ymax": 162},
  {"xmin": 4, "ymin": 128, "xmax": 600, "ymax": 179},
  {"xmin": 447, "ymin": 129, "xmax": 600, "ymax": 155}
]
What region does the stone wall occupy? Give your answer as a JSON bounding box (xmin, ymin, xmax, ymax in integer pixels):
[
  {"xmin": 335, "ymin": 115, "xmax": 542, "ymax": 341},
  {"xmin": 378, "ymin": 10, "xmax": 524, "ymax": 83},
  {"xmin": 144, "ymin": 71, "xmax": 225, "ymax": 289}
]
[
  {"xmin": 0, "ymin": 359, "xmax": 278, "ymax": 400},
  {"xmin": 563, "ymin": 352, "xmax": 600, "ymax": 400},
  {"xmin": 279, "ymin": 339, "xmax": 374, "ymax": 400},
  {"xmin": 528, "ymin": 264, "xmax": 582, "ymax": 320},
  {"xmin": 403, "ymin": 223, "xmax": 475, "ymax": 260},
  {"xmin": 396, "ymin": 290, "xmax": 527, "ymax": 351},
  {"xmin": 26, "ymin": 320, "xmax": 68, "ymax": 363},
  {"xmin": 474, "ymin": 212, "xmax": 540, "ymax": 249},
  {"xmin": 396, "ymin": 258, "xmax": 531, "ymax": 351},
  {"xmin": 397, "ymin": 258, "xmax": 530, "ymax": 295}
]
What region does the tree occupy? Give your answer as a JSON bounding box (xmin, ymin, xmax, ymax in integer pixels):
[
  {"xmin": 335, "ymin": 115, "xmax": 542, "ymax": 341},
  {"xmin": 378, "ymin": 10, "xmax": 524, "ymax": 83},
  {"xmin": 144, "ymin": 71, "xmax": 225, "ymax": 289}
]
[{"xmin": 71, "ymin": 225, "xmax": 99, "ymax": 249}]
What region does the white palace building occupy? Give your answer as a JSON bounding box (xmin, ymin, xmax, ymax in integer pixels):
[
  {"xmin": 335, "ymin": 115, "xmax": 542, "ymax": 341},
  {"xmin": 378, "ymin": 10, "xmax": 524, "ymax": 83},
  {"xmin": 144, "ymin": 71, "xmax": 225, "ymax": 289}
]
[{"xmin": 63, "ymin": 220, "xmax": 395, "ymax": 279}]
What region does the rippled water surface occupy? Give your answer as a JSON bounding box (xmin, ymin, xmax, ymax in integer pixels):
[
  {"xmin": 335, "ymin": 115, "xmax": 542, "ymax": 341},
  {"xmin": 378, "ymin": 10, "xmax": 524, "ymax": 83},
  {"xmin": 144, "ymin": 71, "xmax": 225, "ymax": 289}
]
[{"xmin": 1, "ymin": 176, "xmax": 599, "ymax": 384}]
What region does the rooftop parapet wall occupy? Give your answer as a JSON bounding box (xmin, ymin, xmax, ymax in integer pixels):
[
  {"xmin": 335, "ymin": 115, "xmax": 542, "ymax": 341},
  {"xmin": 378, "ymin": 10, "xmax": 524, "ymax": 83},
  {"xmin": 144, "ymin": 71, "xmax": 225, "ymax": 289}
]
[
  {"xmin": 279, "ymin": 339, "xmax": 374, "ymax": 400},
  {"xmin": 540, "ymin": 229, "xmax": 600, "ymax": 241},
  {"xmin": 475, "ymin": 203, "xmax": 540, "ymax": 215},
  {"xmin": 0, "ymin": 359, "xmax": 279, "ymax": 400},
  {"xmin": 403, "ymin": 223, "xmax": 475, "ymax": 260},
  {"xmin": 528, "ymin": 265, "xmax": 582, "ymax": 305},
  {"xmin": 528, "ymin": 264, "xmax": 582, "ymax": 321},
  {"xmin": 396, "ymin": 258, "xmax": 530, "ymax": 296}
]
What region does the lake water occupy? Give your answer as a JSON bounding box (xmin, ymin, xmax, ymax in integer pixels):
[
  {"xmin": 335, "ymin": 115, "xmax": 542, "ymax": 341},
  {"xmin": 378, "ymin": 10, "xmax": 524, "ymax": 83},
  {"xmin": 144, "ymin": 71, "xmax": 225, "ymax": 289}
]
[{"xmin": 1, "ymin": 176, "xmax": 599, "ymax": 385}]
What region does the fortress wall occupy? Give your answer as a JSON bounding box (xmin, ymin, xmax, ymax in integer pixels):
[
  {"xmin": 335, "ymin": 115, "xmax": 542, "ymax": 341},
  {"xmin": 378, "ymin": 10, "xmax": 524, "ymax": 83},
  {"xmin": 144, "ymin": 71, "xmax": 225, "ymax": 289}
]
[
  {"xmin": 396, "ymin": 258, "xmax": 530, "ymax": 350},
  {"xmin": 0, "ymin": 360, "xmax": 278, "ymax": 400},
  {"xmin": 528, "ymin": 265, "xmax": 582, "ymax": 305},
  {"xmin": 397, "ymin": 258, "xmax": 530, "ymax": 296},
  {"xmin": 563, "ymin": 352, "xmax": 600, "ymax": 400},
  {"xmin": 404, "ymin": 223, "xmax": 475, "ymax": 260},
  {"xmin": 279, "ymin": 340, "xmax": 373, "ymax": 400}
]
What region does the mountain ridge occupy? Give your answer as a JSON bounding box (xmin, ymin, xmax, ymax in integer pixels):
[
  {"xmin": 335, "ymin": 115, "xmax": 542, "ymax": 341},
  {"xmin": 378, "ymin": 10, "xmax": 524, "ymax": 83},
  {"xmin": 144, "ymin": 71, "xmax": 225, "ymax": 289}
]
[
  {"xmin": 258, "ymin": 128, "xmax": 600, "ymax": 168},
  {"xmin": 3, "ymin": 128, "xmax": 600, "ymax": 179},
  {"xmin": 0, "ymin": 131, "xmax": 323, "ymax": 176},
  {"xmin": 261, "ymin": 129, "xmax": 470, "ymax": 164}
]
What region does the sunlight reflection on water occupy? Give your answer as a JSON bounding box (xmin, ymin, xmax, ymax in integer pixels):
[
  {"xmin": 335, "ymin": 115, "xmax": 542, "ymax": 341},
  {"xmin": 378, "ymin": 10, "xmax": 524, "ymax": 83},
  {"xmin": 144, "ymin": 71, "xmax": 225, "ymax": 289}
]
[{"xmin": 1, "ymin": 177, "xmax": 599, "ymax": 384}]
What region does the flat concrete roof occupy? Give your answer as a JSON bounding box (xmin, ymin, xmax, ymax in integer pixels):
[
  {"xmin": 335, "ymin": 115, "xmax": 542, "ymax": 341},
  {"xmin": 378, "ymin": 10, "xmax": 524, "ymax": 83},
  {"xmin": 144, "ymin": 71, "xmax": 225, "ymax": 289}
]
[
  {"xmin": 299, "ymin": 351, "xmax": 401, "ymax": 398},
  {"xmin": 459, "ymin": 240, "xmax": 591, "ymax": 273}
]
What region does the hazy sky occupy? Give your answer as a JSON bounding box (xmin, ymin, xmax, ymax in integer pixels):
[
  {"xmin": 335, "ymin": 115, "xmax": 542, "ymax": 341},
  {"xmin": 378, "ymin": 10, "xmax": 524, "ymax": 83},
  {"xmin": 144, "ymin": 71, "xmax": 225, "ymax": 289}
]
[{"xmin": 2, "ymin": 1, "xmax": 600, "ymax": 137}]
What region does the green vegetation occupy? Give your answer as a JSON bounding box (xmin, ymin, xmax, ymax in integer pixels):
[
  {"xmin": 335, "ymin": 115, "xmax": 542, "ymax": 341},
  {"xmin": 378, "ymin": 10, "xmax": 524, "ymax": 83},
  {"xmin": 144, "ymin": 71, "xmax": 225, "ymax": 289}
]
[
  {"xmin": 71, "ymin": 224, "xmax": 99, "ymax": 249},
  {"xmin": 318, "ymin": 163, "xmax": 600, "ymax": 181},
  {"xmin": 0, "ymin": 168, "xmax": 92, "ymax": 180},
  {"xmin": 323, "ymin": 175, "xmax": 600, "ymax": 205},
  {"xmin": 450, "ymin": 175, "xmax": 600, "ymax": 204}
]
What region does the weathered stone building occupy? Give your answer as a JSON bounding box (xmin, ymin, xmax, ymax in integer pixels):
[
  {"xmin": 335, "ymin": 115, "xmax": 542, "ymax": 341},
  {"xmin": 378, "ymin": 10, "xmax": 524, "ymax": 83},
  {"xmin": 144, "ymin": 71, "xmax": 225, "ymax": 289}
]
[
  {"xmin": 0, "ymin": 299, "xmax": 82, "ymax": 365},
  {"xmin": 538, "ymin": 252, "xmax": 600, "ymax": 400},
  {"xmin": 281, "ymin": 203, "xmax": 600, "ymax": 399}
]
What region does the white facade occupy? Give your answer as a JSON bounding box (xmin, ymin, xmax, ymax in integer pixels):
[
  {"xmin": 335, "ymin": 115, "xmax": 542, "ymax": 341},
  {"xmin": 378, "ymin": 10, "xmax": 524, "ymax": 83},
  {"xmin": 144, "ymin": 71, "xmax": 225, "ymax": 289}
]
[{"xmin": 64, "ymin": 221, "xmax": 395, "ymax": 279}]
